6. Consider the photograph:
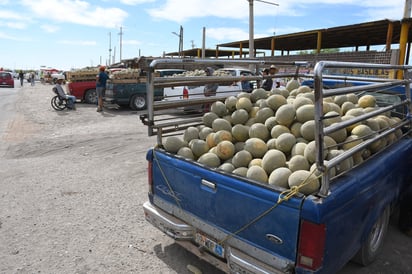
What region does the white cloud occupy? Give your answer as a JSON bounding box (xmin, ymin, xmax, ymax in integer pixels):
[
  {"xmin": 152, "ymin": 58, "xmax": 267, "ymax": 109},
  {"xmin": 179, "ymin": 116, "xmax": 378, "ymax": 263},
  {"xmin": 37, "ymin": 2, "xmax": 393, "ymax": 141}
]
[
  {"xmin": 21, "ymin": 0, "xmax": 128, "ymax": 28},
  {"xmin": 0, "ymin": 31, "xmax": 30, "ymax": 41},
  {"xmin": 147, "ymin": 0, "xmax": 404, "ymax": 23},
  {"xmin": 41, "ymin": 24, "xmax": 59, "ymax": 33},
  {"xmin": 120, "ymin": 0, "xmax": 155, "ymax": 5}
]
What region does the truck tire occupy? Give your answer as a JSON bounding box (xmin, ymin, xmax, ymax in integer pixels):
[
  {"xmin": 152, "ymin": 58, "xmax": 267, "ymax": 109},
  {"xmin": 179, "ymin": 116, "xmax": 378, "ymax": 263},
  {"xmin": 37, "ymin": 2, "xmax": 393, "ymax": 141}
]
[
  {"xmin": 84, "ymin": 89, "xmax": 97, "ymax": 104},
  {"xmin": 352, "ymin": 206, "xmax": 390, "ymax": 266},
  {"xmin": 130, "ymin": 94, "xmax": 146, "ymax": 110}
]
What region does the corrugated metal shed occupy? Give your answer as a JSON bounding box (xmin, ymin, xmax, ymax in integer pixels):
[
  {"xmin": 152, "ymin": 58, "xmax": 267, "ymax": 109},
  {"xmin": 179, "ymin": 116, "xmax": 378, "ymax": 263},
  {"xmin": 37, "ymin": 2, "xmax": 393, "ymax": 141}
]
[{"xmin": 218, "ymin": 19, "xmax": 412, "ymax": 52}]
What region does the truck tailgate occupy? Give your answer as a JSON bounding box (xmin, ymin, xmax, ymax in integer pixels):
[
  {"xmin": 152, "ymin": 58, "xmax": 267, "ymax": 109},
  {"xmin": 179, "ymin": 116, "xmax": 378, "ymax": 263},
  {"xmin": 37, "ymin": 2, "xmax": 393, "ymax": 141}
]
[{"xmin": 147, "ymin": 148, "xmax": 305, "ymax": 264}]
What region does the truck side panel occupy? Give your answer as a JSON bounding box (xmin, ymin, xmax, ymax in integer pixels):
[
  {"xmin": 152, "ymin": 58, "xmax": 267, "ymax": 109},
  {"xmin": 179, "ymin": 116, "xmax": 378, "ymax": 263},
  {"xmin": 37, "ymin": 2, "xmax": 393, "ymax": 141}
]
[{"xmin": 148, "ymin": 149, "xmax": 305, "ymax": 263}]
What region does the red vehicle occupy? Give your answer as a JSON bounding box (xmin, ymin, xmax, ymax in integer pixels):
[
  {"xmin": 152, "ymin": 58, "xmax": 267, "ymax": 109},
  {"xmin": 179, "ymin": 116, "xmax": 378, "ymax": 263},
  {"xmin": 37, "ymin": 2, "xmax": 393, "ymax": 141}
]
[
  {"xmin": 0, "ymin": 71, "xmax": 14, "ymax": 88},
  {"xmin": 67, "ymin": 80, "xmax": 97, "ymax": 104}
]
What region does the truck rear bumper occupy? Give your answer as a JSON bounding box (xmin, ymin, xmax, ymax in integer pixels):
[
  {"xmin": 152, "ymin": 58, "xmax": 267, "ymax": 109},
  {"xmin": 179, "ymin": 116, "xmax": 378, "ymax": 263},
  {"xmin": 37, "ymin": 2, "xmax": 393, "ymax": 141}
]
[{"xmin": 143, "ymin": 201, "xmax": 290, "ymax": 274}]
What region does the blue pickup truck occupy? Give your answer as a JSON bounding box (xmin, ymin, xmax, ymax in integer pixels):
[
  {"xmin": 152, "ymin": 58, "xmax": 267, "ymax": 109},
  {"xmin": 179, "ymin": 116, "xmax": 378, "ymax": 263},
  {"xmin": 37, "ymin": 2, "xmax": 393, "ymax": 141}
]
[{"xmin": 142, "ymin": 60, "xmax": 412, "ymax": 273}]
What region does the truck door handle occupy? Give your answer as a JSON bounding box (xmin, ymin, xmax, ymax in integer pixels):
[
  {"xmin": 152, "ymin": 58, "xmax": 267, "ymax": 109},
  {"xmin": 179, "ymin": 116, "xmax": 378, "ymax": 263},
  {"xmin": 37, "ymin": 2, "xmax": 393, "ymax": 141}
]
[{"xmin": 201, "ymin": 179, "xmax": 216, "ymax": 190}]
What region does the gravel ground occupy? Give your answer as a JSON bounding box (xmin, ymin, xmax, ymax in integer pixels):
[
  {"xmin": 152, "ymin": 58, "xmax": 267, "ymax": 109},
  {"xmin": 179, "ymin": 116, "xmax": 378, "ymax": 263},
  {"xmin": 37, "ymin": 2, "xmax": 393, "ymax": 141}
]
[{"xmin": 0, "ymin": 83, "xmax": 411, "ymax": 274}]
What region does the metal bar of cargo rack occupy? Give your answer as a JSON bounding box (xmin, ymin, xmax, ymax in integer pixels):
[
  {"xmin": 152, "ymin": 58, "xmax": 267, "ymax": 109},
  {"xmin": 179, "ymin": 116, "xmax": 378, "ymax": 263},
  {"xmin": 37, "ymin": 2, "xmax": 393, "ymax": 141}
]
[
  {"xmin": 314, "ymin": 61, "xmax": 412, "ymax": 197},
  {"xmin": 145, "ymin": 58, "xmax": 310, "ymax": 139}
]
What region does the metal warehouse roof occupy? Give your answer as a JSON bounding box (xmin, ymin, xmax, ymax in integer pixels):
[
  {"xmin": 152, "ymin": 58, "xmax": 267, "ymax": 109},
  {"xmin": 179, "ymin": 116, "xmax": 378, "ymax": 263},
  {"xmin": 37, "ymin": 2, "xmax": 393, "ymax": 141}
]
[{"xmin": 218, "ymin": 19, "xmax": 412, "ymax": 52}]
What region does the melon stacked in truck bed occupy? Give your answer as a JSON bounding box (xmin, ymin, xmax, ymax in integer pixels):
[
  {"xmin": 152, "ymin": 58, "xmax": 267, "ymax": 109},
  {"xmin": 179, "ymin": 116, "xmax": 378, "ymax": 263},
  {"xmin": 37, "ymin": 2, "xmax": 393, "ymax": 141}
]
[{"xmin": 162, "ymin": 80, "xmax": 404, "ymax": 195}]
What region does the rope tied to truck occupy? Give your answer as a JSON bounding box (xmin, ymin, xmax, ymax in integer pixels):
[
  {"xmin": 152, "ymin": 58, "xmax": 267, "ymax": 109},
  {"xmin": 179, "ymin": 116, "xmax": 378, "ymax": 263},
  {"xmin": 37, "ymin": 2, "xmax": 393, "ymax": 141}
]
[{"xmin": 217, "ymin": 169, "xmax": 322, "ymax": 246}]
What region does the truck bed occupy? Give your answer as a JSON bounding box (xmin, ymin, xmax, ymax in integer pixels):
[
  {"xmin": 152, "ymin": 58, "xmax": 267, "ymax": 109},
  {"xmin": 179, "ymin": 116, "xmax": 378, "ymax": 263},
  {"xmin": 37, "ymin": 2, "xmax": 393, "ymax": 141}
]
[{"xmin": 145, "ymin": 138, "xmax": 412, "ymax": 273}]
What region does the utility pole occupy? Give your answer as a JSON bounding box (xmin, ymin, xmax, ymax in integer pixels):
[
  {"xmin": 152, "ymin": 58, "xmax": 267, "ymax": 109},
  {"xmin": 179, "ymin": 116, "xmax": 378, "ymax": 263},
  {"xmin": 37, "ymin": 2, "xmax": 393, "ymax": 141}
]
[
  {"xmin": 108, "ymin": 32, "xmax": 112, "ymax": 66},
  {"xmin": 172, "ymin": 25, "xmax": 184, "ymax": 57},
  {"xmin": 248, "ymin": 0, "xmax": 279, "ymax": 58},
  {"xmin": 119, "ymin": 26, "xmax": 123, "ymax": 62}
]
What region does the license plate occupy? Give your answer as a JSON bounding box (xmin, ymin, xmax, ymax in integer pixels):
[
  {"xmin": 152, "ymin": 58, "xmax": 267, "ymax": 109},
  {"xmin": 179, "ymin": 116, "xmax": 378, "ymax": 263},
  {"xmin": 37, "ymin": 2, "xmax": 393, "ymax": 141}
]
[{"xmin": 195, "ymin": 232, "xmax": 225, "ymax": 258}]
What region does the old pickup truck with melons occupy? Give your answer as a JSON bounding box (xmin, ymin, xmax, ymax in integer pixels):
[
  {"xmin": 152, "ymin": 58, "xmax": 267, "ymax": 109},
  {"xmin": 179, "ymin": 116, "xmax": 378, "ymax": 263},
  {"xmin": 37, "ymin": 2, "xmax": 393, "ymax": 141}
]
[{"xmin": 140, "ymin": 59, "xmax": 412, "ymax": 273}]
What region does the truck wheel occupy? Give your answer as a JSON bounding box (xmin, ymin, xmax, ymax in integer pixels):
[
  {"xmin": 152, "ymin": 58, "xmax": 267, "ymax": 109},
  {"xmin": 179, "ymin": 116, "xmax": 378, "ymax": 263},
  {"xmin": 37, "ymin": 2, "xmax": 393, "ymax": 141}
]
[
  {"xmin": 352, "ymin": 206, "xmax": 390, "ymax": 266},
  {"xmin": 84, "ymin": 89, "xmax": 97, "ymax": 104},
  {"xmin": 130, "ymin": 94, "xmax": 146, "ymax": 110}
]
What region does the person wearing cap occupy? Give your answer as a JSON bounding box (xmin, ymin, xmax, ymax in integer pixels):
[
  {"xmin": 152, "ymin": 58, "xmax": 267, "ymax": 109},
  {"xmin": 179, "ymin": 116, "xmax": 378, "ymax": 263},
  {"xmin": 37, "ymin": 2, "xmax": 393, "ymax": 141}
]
[
  {"xmin": 96, "ymin": 66, "xmax": 109, "ymax": 112},
  {"xmin": 53, "ymin": 75, "xmax": 77, "ymax": 110},
  {"xmin": 261, "ymin": 68, "xmax": 273, "ymax": 91},
  {"xmin": 269, "ymin": 65, "xmax": 281, "ymax": 89}
]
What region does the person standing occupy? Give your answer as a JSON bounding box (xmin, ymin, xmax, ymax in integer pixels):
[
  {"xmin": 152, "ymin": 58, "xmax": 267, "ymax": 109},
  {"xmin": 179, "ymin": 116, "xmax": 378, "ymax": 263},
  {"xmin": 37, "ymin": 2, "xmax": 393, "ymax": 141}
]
[
  {"xmin": 18, "ymin": 70, "xmax": 24, "ymax": 87},
  {"xmin": 30, "ymin": 72, "xmax": 35, "ymax": 86},
  {"xmin": 269, "ymin": 65, "xmax": 281, "ymax": 89},
  {"xmin": 261, "ymin": 68, "xmax": 273, "ymax": 91},
  {"xmin": 96, "ymin": 66, "xmax": 109, "ymax": 112}
]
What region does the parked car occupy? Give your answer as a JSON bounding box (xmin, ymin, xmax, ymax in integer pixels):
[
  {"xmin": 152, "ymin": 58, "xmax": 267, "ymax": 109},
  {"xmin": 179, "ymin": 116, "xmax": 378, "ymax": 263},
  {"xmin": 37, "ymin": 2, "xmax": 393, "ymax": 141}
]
[
  {"xmin": 105, "ymin": 69, "xmax": 186, "ymax": 110},
  {"xmin": 162, "ymin": 67, "xmax": 255, "ymax": 111},
  {"xmin": 0, "ymin": 71, "xmax": 14, "ymax": 88}
]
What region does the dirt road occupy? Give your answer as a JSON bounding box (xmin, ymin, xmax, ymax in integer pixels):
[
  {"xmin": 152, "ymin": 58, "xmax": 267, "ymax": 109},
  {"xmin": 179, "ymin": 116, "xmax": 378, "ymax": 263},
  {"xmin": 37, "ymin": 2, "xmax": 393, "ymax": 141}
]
[{"xmin": 0, "ymin": 83, "xmax": 411, "ymax": 274}]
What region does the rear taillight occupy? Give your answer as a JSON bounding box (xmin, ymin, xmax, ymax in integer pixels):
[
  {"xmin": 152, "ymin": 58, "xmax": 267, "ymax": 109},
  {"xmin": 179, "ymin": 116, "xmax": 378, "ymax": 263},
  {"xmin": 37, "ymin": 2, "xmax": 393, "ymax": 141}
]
[
  {"xmin": 297, "ymin": 220, "xmax": 326, "ymax": 271},
  {"xmin": 183, "ymin": 87, "xmax": 189, "ymax": 99},
  {"xmin": 148, "ymin": 161, "xmax": 153, "ymax": 194}
]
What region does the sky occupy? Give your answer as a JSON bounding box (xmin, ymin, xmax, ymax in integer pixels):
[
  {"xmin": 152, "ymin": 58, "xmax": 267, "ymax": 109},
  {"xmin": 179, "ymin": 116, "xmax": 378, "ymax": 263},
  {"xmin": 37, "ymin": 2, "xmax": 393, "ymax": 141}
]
[{"xmin": 0, "ymin": 0, "xmax": 407, "ymax": 71}]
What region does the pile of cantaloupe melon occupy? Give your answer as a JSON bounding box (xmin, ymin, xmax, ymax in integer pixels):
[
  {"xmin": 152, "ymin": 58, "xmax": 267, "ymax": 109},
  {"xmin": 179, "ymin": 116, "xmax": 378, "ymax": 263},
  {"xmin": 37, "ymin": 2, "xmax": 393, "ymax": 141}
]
[{"xmin": 162, "ymin": 79, "xmax": 403, "ymax": 195}]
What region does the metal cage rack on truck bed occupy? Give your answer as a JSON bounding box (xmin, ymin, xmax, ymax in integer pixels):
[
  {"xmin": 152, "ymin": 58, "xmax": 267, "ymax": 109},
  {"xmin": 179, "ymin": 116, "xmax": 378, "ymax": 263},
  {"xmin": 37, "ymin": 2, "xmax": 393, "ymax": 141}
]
[{"xmin": 140, "ymin": 58, "xmax": 412, "ymax": 197}]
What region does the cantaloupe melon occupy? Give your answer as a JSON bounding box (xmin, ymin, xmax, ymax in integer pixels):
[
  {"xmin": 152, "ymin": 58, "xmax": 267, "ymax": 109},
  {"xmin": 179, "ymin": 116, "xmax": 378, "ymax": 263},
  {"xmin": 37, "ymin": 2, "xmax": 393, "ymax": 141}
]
[
  {"xmin": 266, "ymin": 94, "xmax": 287, "ymax": 111},
  {"xmin": 288, "ymin": 170, "xmax": 320, "ymax": 195},
  {"xmin": 232, "ymin": 150, "xmax": 253, "ymax": 168},
  {"xmin": 177, "ymin": 146, "xmax": 195, "ymax": 160},
  {"xmin": 296, "ymin": 104, "xmax": 315, "ymax": 123},
  {"xmin": 183, "ymin": 126, "xmax": 200, "ymax": 143},
  {"xmin": 286, "ymin": 79, "xmax": 300, "ymax": 92},
  {"xmin": 275, "ymin": 104, "xmax": 296, "ymax": 127},
  {"xmin": 216, "ymin": 140, "xmax": 235, "ymax": 160},
  {"xmin": 199, "ymin": 127, "xmax": 214, "ymax": 140},
  {"xmin": 300, "ymin": 120, "xmax": 315, "ymax": 142},
  {"xmin": 206, "ymin": 132, "xmax": 216, "ymax": 148},
  {"xmin": 232, "ymin": 167, "xmax": 248, "ymax": 177},
  {"xmin": 244, "ymin": 138, "xmax": 268, "ymax": 158},
  {"xmin": 236, "ymin": 97, "xmax": 253, "ymax": 112},
  {"xmin": 232, "ymin": 124, "xmax": 249, "ymax": 142},
  {"xmin": 351, "ymin": 124, "xmax": 374, "ymax": 138},
  {"xmin": 248, "ymin": 158, "xmax": 263, "ymax": 167},
  {"xmin": 264, "ymin": 116, "xmax": 278, "ymax": 131},
  {"xmin": 246, "ymin": 165, "xmax": 268, "ymax": 183},
  {"xmin": 261, "ymin": 149, "xmax": 287, "ymax": 174},
  {"xmin": 163, "ymin": 136, "xmax": 186, "ymax": 153},
  {"xmin": 333, "ymin": 95, "xmax": 347, "ymax": 106},
  {"xmin": 266, "ymin": 138, "xmax": 277, "ymax": 149},
  {"xmin": 275, "ymin": 133, "xmax": 296, "ymax": 154},
  {"xmin": 190, "ymin": 139, "xmax": 209, "ymax": 158},
  {"xmin": 304, "ymin": 140, "xmax": 327, "ymax": 164},
  {"xmin": 268, "ymin": 167, "xmax": 292, "ymax": 188},
  {"xmin": 250, "ymin": 88, "xmax": 269, "ymax": 102},
  {"xmin": 346, "ymin": 93, "xmax": 359, "ymax": 104},
  {"xmin": 341, "ymin": 101, "xmax": 356, "ymax": 115},
  {"xmin": 342, "ymin": 135, "xmax": 362, "ymax": 150},
  {"xmin": 225, "ymin": 96, "xmax": 238, "ymax": 112},
  {"xmin": 202, "ymin": 112, "xmax": 219, "ymax": 127},
  {"xmin": 218, "ymin": 162, "xmax": 235, "ymax": 172},
  {"xmin": 249, "ymin": 123, "xmax": 270, "ymax": 141},
  {"xmin": 211, "ymin": 101, "xmax": 227, "ymax": 117},
  {"xmin": 358, "ymin": 95, "xmax": 376, "ymax": 108},
  {"xmin": 297, "ymin": 85, "xmax": 312, "ymax": 94},
  {"xmin": 255, "ymin": 107, "xmax": 274, "ymax": 124},
  {"xmin": 213, "ymin": 130, "xmax": 233, "ymax": 144},
  {"xmin": 290, "ymin": 122, "xmax": 302, "ymax": 138},
  {"xmin": 293, "ymin": 97, "xmax": 313, "ymax": 110},
  {"xmin": 291, "ymin": 142, "xmax": 307, "ymax": 157},
  {"xmin": 288, "ymin": 155, "xmax": 310, "ymax": 172},
  {"xmin": 271, "ymin": 124, "xmax": 290, "ymax": 138},
  {"xmin": 249, "ymin": 106, "xmax": 260, "ymax": 118},
  {"xmin": 231, "ymin": 109, "xmax": 249, "ymax": 125},
  {"xmin": 212, "ymin": 118, "xmax": 232, "ymax": 132},
  {"xmin": 197, "ymin": 152, "xmax": 221, "ymax": 168}
]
